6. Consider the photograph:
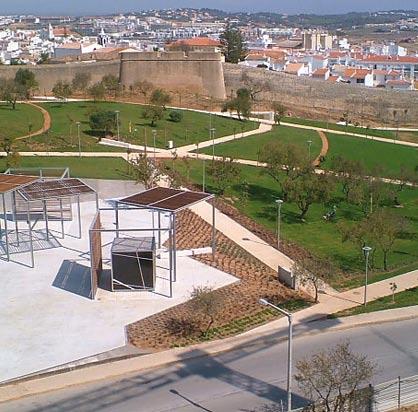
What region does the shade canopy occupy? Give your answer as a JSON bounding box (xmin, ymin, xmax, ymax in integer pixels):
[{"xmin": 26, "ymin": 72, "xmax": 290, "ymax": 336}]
[
  {"xmin": 17, "ymin": 178, "xmax": 95, "ymax": 201},
  {"xmin": 0, "ymin": 174, "xmax": 38, "ymax": 194},
  {"xmin": 118, "ymin": 187, "xmax": 214, "ymax": 213}
]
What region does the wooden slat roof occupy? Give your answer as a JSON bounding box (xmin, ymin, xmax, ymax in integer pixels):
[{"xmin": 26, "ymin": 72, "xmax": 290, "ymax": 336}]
[
  {"xmin": 0, "ymin": 174, "xmax": 38, "ymax": 194},
  {"xmin": 118, "ymin": 187, "xmax": 213, "ymax": 212}
]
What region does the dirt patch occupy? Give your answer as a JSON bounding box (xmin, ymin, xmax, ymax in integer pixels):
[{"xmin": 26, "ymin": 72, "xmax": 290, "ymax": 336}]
[{"xmin": 127, "ymin": 209, "xmax": 309, "ymax": 350}]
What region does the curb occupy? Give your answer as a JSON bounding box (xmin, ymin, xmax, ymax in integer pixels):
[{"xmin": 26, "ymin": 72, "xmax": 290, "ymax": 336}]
[{"xmin": 1, "ymin": 309, "xmax": 418, "ymax": 404}]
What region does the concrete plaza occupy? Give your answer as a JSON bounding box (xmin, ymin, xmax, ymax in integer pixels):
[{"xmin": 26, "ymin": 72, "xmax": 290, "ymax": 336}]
[{"xmin": 0, "ymin": 180, "xmax": 237, "ymax": 382}]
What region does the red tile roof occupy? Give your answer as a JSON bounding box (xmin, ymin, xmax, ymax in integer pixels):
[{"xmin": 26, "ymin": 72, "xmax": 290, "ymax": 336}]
[{"xmin": 168, "ymin": 37, "xmax": 221, "ymax": 47}]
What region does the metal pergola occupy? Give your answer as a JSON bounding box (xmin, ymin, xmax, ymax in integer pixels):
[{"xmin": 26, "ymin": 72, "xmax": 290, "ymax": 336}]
[
  {"xmin": 0, "ymin": 174, "xmax": 98, "ymax": 268},
  {"xmin": 88, "ymin": 187, "xmax": 216, "ymax": 300}
]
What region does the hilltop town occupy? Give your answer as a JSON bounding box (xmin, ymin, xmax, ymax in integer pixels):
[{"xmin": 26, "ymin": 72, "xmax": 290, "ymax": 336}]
[{"xmin": 0, "ymin": 8, "xmax": 417, "ymax": 90}]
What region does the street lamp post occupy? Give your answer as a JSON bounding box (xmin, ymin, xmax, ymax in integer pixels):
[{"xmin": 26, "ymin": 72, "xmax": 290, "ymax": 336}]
[
  {"xmin": 307, "ymin": 140, "xmax": 313, "ymax": 160},
  {"xmin": 152, "ymin": 129, "xmax": 157, "ymax": 162},
  {"xmin": 211, "ymin": 128, "xmax": 216, "ymax": 161},
  {"xmin": 115, "ymin": 110, "xmax": 120, "ymax": 141},
  {"xmin": 259, "ymin": 298, "xmax": 293, "ymax": 412},
  {"xmin": 363, "ymin": 246, "xmax": 372, "ymax": 306},
  {"xmin": 76, "ymin": 121, "xmax": 81, "ymax": 158},
  {"xmin": 202, "ymin": 159, "xmax": 206, "ymax": 192},
  {"xmin": 276, "ymin": 199, "xmax": 284, "ymax": 250}
]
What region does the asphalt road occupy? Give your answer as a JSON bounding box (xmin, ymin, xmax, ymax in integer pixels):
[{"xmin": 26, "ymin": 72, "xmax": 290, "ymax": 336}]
[{"xmin": 3, "ymin": 318, "xmax": 418, "ymax": 412}]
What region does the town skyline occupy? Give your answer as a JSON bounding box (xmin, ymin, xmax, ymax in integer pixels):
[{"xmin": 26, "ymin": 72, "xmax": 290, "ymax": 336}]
[{"xmin": 2, "ymin": 0, "xmax": 418, "ymax": 15}]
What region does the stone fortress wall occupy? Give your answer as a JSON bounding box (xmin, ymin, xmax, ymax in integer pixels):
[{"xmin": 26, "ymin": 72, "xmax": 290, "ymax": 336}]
[
  {"xmin": 0, "ymin": 51, "xmax": 227, "ymax": 99},
  {"xmin": 224, "ymin": 64, "xmax": 418, "ymax": 126},
  {"xmin": 0, "ymin": 54, "xmax": 416, "ymax": 125},
  {"xmin": 119, "ymin": 51, "xmax": 226, "ymax": 99},
  {"xmin": 0, "ymin": 61, "xmax": 120, "ymax": 94}
]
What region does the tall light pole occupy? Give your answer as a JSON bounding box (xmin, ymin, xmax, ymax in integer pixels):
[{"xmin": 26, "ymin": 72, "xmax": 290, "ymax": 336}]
[
  {"xmin": 307, "ymin": 140, "xmax": 313, "ymax": 160},
  {"xmin": 363, "ymin": 246, "xmax": 372, "ymax": 306},
  {"xmin": 211, "ymin": 128, "xmax": 216, "ymax": 161},
  {"xmin": 152, "ymin": 129, "xmax": 157, "ymax": 162},
  {"xmin": 76, "ymin": 121, "xmax": 81, "ymax": 158},
  {"xmin": 115, "ymin": 110, "xmax": 120, "ymax": 141},
  {"xmin": 276, "ymin": 199, "xmax": 284, "ymax": 250},
  {"xmin": 202, "ymin": 158, "xmax": 206, "ymax": 192},
  {"xmin": 259, "ymin": 298, "xmax": 293, "ymax": 412}
]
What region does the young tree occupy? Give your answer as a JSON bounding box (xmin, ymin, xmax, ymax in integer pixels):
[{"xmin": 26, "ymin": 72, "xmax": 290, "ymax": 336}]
[
  {"xmin": 208, "ymin": 157, "xmax": 241, "ymax": 195},
  {"xmin": 101, "ymin": 74, "xmax": 120, "ymax": 98},
  {"xmin": 150, "ymin": 88, "xmax": 171, "ymax": 109},
  {"xmin": 14, "ymin": 68, "xmax": 38, "ymax": 99},
  {"xmin": 295, "ymin": 342, "xmax": 376, "ymax": 411},
  {"xmin": 89, "ymin": 110, "xmax": 118, "ymax": 137},
  {"xmin": 292, "ymin": 256, "xmax": 335, "ymax": 303},
  {"xmin": 71, "ymin": 72, "xmax": 91, "ymax": 92},
  {"xmin": 37, "ymin": 52, "xmax": 50, "ymax": 64},
  {"xmin": 132, "ymin": 80, "xmax": 154, "ymax": 100},
  {"xmin": 331, "ymin": 155, "xmax": 365, "ymax": 202},
  {"xmin": 284, "ymin": 172, "xmax": 335, "ymax": 220},
  {"xmin": 88, "ymin": 82, "xmax": 106, "ymax": 102},
  {"xmin": 128, "ymin": 154, "xmax": 161, "ymax": 189},
  {"xmin": 368, "ymin": 209, "xmax": 407, "ymax": 271},
  {"xmin": 52, "ymin": 80, "xmax": 72, "ymax": 102},
  {"xmin": 0, "ymin": 134, "xmax": 14, "ymax": 156},
  {"xmin": 142, "ymin": 105, "xmax": 164, "ymax": 127},
  {"xmin": 260, "ymin": 141, "xmax": 307, "ymax": 181},
  {"xmin": 190, "ymin": 286, "xmax": 224, "ymax": 334},
  {"xmin": 272, "ymin": 102, "xmax": 286, "ymax": 125},
  {"xmin": 220, "ymin": 23, "xmax": 247, "ymax": 63},
  {"xmin": 0, "ymin": 79, "xmax": 20, "ymax": 109},
  {"xmin": 222, "ymin": 88, "xmax": 252, "ymax": 120}
]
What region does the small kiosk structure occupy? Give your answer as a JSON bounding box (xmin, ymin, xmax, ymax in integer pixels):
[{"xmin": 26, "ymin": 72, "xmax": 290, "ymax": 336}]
[{"xmin": 89, "ymin": 187, "xmax": 216, "ymax": 300}]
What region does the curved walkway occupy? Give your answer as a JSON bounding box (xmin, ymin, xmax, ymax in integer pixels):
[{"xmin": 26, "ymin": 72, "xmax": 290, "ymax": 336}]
[
  {"xmin": 15, "ymin": 102, "xmax": 51, "ymax": 141},
  {"xmin": 313, "ymin": 130, "xmax": 329, "ymax": 167}
]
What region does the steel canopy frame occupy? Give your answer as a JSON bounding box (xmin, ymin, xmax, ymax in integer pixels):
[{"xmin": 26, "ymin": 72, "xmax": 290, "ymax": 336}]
[
  {"xmin": 0, "ymin": 175, "xmax": 98, "ymax": 267},
  {"xmin": 115, "ymin": 187, "xmax": 217, "ymax": 291}
]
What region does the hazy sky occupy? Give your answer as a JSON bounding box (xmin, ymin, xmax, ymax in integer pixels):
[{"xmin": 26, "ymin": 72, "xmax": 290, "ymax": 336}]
[{"xmin": 3, "ymin": 0, "xmax": 418, "ymax": 15}]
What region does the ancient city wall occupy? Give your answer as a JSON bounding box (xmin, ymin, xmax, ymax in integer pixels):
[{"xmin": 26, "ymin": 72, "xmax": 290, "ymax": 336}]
[
  {"xmin": 119, "ymin": 51, "xmax": 226, "ymax": 99},
  {"xmin": 224, "ymin": 64, "xmax": 418, "ymax": 126},
  {"xmin": 0, "ymin": 61, "xmax": 120, "ymax": 94}
]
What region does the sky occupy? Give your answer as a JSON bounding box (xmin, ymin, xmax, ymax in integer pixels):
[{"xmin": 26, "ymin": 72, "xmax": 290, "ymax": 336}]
[{"xmin": 2, "ymin": 0, "xmax": 418, "ymax": 15}]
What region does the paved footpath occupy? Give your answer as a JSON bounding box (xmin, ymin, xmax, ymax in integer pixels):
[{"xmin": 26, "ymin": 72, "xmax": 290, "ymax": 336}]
[{"xmin": 190, "ymin": 199, "xmax": 418, "ymax": 316}]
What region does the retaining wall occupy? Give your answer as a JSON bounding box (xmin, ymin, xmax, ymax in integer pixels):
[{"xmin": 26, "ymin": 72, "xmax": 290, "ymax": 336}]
[{"xmin": 224, "ymin": 64, "xmax": 418, "ymax": 125}]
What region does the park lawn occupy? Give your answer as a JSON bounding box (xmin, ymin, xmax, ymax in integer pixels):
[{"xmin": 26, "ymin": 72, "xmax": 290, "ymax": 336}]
[
  {"xmin": 199, "ymin": 125, "xmax": 322, "ymax": 161},
  {"xmin": 330, "ymin": 286, "xmax": 418, "ymax": 318},
  {"xmin": 15, "ymin": 102, "xmax": 258, "ymax": 152},
  {"xmin": 283, "ymin": 116, "xmax": 396, "ymax": 139},
  {"xmin": 323, "ymin": 133, "xmax": 418, "ymax": 179},
  {"xmin": 169, "ymin": 159, "xmax": 418, "ymax": 290},
  {"xmin": 0, "ymin": 156, "xmax": 131, "ymax": 180},
  {"xmin": 0, "ymin": 103, "xmax": 44, "ymax": 139}
]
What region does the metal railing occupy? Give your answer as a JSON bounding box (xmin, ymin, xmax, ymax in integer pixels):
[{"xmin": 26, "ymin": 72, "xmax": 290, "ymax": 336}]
[{"xmin": 290, "ymin": 374, "xmax": 418, "ymax": 412}]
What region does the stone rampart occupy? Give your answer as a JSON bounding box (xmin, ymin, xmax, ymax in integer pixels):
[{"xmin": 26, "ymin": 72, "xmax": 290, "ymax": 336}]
[
  {"xmin": 119, "ymin": 51, "xmax": 226, "ymax": 99},
  {"xmin": 224, "ymin": 64, "xmax": 418, "ymax": 125},
  {"xmin": 0, "ymin": 61, "xmax": 120, "ymax": 94}
]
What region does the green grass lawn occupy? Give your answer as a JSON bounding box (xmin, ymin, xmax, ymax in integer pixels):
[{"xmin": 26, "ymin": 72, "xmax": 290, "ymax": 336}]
[
  {"xmin": 323, "ymin": 133, "xmax": 418, "ymax": 179},
  {"xmin": 169, "ymin": 159, "xmax": 418, "ymax": 290},
  {"xmin": 330, "ymin": 286, "xmax": 418, "ymax": 318},
  {"xmin": 0, "ymin": 103, "xmax": 44, "ymax": 139},
  {"xmin": 283, "ymin": 116, "xmax": 397, "ymax": 139},
  {"xmin": 199, "ymin": 125, "xmax": 322, "ymax": 161},
  {"xmin": 15, "ymin": 102, "xmax": 258, "ymax": 152},
  {"xmin": 0, "ymin": 156, "xmax": 131, "ymax": 180}
]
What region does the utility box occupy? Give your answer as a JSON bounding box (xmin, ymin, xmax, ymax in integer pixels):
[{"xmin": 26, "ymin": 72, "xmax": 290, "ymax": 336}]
[
  {"xmin": 111, "ymin": 237, "xmax": 156, "ymax": 291},
  {"xmin": 278, "ymin": 266, "xmax": 297, "ymax": 290}
]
